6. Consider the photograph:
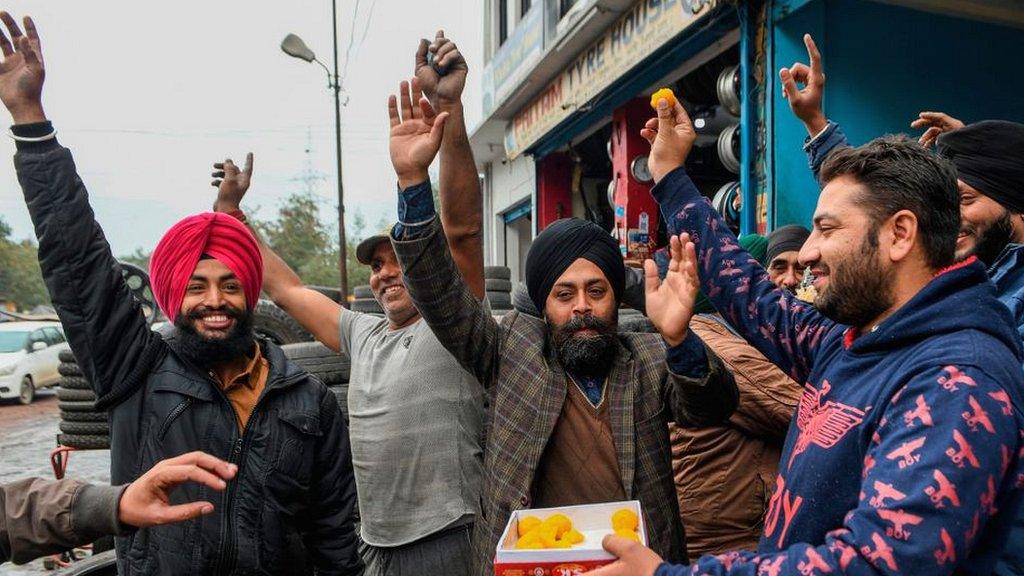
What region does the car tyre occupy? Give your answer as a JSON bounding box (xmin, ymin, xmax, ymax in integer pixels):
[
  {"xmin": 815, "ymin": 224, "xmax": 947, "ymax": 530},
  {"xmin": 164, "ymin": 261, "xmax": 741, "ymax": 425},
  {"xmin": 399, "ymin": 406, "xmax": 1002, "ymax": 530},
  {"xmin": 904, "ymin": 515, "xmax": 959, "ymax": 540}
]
[
  {"xmin": 61, "ymin": 410, "xmax": 107, "ymax": 423},
  {"xmin": 18, "ymin": 376, "xmax": 34, "ymax": 405}
]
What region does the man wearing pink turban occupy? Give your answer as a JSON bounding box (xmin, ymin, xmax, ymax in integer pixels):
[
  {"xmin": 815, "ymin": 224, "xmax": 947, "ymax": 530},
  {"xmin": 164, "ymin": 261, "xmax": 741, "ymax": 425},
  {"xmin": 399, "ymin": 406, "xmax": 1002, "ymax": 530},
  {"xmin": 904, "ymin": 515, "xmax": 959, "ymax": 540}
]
[{"xmin": 3, "ymin": 14, "xmax": 360, "ymax": 575}]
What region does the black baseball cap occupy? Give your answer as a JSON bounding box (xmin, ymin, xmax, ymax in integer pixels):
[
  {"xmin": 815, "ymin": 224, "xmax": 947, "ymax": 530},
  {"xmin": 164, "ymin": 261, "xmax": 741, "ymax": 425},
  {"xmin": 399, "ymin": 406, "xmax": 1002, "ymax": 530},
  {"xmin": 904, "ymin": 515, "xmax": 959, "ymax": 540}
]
[{"xmin": 355, "ymin": 235, "xmax": 392, "ymax": 265}]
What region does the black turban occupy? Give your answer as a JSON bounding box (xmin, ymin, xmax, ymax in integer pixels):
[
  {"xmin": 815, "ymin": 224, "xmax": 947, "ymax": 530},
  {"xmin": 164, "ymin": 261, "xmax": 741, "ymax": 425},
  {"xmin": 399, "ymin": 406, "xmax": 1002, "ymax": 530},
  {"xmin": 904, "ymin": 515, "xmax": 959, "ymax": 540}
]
[
  {"xmin": 524, "ymin": 218, "xmax": 624, "ymax": 316},
  {"xmin": 938, "ymin": 120, "xmax": 1024, "ymax": 214},
  {"xmin": 767, "ymin": 224, "xmax": 810, "ymax": 263}
]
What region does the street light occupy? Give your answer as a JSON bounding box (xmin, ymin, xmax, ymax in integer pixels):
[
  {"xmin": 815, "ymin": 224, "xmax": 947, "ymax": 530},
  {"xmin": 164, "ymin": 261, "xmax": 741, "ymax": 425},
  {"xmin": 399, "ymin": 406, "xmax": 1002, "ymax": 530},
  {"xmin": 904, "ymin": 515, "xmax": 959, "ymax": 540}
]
[{"xmin": 281, "ymin": 3, "xmax": 349, "ymax": 304}]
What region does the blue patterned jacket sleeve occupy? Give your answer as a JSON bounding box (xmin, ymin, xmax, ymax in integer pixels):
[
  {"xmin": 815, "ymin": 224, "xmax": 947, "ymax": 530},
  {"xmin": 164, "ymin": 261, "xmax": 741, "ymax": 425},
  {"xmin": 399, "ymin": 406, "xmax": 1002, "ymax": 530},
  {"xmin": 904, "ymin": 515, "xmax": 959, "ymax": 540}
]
[
  {"xmin": 653, "ymin": 364, "xmax": 1022, "ymax": 575},
  {"xmin": 651, "ymin": 167, "xmax": 839, "ymax": 383},
  {"xmin": 806, "ymin": 121, "xmax": 850, "ymax": 183}
]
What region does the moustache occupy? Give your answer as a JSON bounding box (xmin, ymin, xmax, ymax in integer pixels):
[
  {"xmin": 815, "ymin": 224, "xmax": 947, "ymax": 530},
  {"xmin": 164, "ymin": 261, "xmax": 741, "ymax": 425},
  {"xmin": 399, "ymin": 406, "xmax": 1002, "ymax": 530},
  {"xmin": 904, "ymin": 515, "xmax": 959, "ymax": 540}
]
[{"xmin": 183, "ymin": 305, "xmax": 244, "ymax": 322}]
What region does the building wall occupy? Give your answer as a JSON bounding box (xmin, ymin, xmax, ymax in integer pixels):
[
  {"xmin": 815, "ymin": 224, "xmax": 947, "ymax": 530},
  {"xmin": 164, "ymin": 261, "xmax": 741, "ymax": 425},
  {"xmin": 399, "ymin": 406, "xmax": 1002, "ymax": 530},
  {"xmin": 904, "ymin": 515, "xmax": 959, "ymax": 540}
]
[
  {"xmin": 485, "ymin": 154, "xmax": 536, "ymax": 281},
  {"xmin": 772, "ymin": 0, "xmax": 1024, "ymax": 229}
]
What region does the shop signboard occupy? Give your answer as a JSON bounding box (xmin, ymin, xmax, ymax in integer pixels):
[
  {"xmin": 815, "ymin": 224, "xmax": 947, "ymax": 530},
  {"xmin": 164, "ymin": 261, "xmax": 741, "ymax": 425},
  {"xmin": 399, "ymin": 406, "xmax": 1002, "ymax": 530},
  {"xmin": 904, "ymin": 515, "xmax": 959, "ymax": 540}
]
[
  {"xmin": 505, "ymin": 0, "xmax": 715, "ymax": 159},
  {"xmin": 482, "ymin": 5, "xmax": 545, "ymax": 118}
]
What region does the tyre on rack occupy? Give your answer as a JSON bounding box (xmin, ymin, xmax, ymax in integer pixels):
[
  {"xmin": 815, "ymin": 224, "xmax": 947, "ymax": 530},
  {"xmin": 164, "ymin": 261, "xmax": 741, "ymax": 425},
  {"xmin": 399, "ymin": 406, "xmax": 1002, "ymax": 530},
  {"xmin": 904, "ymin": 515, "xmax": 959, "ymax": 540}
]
[
  {"xmin": 485, "ymin": 291, "xmax": 512, "ymax": 310},
  {"xmin": 484, "ymin": 278, "xmax": 512, "ymax": 293},
  {"xmin": 253, "ymin": 299, "xmax": 313, "ymax": 345}
]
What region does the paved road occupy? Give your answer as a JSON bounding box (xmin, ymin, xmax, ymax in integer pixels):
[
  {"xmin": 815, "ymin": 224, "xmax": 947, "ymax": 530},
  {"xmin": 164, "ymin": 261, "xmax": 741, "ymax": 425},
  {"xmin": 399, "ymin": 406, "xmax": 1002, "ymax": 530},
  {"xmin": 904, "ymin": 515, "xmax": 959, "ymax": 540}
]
[{"xmin": 0, "ymin": 390, "xmax": 110, "ymax": 575}]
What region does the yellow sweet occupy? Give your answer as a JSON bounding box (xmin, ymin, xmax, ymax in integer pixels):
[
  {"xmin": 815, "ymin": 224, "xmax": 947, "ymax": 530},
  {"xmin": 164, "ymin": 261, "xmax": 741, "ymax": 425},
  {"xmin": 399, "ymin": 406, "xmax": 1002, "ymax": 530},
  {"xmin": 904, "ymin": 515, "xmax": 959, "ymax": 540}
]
[
  {"xmin": 544, "ymin": 513, "xmax": 573, "ymax": 538},
  {"xmin": 650, "ymin": 88, "xmax": 677, "ymax": 110},
  {"xmin": 615, "ymin": 528, "xmax": 641, "ymax": 542},
  {"xmin": 563, "ymin": 528, "xmax": 585, "ymax": 545},
  {"xmin": 537, "ymin": 525, "xmax": 560, "ymax": 548},
  {"xmin": 611, "ymin": 508, "xmax": 639, "ymax": 532},
  {"xmin": 550, "ymin": 538, "xmax": 573, "ymax": 549},
  {"xmin": 515, "ymin": 532, "xmax": 545, "ymax": 549},
  {"xmin": 518, "ymin": 515, "xmax": 542, "ymax": 536}
]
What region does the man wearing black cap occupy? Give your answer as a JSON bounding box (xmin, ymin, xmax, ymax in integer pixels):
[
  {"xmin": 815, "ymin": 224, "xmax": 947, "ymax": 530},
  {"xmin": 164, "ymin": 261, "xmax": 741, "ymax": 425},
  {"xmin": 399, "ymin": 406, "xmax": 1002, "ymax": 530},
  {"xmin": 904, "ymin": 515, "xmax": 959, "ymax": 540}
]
[
  {"xmin": 765, "ymin": 224, "xmax": 811, "ymax": 292},
  {"xmin": 385, "ymin": 67, "xmax": 738, "ymax": 575},
  {"xmin": 213, "ymin": 34, "xmax": 489, "ymax": 576}
]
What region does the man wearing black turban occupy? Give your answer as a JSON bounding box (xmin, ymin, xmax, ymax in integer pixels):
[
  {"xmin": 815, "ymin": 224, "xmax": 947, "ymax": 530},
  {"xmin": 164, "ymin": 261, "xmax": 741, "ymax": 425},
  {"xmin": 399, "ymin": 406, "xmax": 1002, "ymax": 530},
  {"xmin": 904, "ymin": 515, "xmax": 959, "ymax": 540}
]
[{"xmin": 385, "ymin": 80, "xmax": 738, "ymax": 576}]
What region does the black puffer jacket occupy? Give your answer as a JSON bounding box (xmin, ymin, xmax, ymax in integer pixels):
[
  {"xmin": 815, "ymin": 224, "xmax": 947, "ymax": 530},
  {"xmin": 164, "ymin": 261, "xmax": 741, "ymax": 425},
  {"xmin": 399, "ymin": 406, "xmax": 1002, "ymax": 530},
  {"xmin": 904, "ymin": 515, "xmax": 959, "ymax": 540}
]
[{"xmin": 15, "ymin": 127, "xmax": 362, "ymax": 576}]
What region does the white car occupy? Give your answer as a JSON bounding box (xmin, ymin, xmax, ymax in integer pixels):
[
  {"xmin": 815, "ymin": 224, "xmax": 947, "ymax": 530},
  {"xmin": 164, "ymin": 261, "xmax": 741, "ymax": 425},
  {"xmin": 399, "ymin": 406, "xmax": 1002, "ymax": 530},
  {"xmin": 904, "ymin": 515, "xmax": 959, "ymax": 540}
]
[{"xmin": 0, "ymin": 321, "xmax": 70, "ymax": 404}]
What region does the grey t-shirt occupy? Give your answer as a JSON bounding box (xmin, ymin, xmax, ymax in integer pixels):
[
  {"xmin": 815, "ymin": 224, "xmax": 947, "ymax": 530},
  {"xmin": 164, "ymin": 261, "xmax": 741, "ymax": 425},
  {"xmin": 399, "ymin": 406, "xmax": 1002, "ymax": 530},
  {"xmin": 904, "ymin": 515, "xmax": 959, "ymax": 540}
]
[{"xmin": 339, "ymin": 309, "xmax": 486, "ymax": 547}]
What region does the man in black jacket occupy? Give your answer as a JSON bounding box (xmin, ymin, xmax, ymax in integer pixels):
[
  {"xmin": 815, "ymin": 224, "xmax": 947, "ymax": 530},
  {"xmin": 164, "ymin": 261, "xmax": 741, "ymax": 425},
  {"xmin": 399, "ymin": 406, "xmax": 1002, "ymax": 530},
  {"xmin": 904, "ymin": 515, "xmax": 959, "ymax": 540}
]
[{"xmin": 1, "ymin": 13, "xmax": 361, "ymax": 575}]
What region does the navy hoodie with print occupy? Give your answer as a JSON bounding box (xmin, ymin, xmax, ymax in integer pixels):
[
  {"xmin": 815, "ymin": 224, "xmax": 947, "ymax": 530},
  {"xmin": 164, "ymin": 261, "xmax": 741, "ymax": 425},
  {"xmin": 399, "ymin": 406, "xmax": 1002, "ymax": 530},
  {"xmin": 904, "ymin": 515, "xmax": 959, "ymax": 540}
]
[{"xmin": 651, "ymin": 167, "xmax": 1024, "ymax": 575}]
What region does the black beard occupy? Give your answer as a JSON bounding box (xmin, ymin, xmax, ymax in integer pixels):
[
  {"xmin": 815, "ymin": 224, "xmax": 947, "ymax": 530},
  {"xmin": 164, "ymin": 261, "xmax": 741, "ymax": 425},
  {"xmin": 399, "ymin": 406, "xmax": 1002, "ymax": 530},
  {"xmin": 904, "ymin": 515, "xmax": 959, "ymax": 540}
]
[
  {"xmin": 815, "ymin": 234, "xmax": 895, "ymax": 328},
  {"xmin": 970, "ymin": 211, "xmax": 1015, "ymax": 267},
  {"xmin": 549, "ymin": 313, "xmax": 618, "ymax": 379},
  {"xmin": 173, "ymin": 306, "xmax": 255, "ymax": 369}
]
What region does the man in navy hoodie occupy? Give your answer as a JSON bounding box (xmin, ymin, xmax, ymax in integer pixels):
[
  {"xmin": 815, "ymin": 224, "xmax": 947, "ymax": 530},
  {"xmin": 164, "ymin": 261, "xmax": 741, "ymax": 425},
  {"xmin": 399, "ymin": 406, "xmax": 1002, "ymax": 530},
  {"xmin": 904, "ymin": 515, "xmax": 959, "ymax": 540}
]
[{"xmin": 584, "ymin": 97, "xmax": 1024, "ymax": 574}]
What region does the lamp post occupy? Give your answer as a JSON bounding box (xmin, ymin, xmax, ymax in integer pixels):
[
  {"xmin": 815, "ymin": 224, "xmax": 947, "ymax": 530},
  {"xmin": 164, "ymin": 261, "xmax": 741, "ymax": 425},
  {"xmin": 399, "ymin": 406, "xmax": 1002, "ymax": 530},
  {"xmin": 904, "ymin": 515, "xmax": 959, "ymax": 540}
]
[{"xmin": 281, "ymin": 5, "xmax": 349, "ymax": 304}]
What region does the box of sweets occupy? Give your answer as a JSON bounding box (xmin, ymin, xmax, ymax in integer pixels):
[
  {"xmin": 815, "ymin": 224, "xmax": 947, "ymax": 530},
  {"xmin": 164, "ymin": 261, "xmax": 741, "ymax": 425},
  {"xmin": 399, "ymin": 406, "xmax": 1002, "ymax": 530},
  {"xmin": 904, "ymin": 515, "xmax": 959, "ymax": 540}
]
[{"xmin": 493, "ymin": 500, "xmax": 647, "ymax": 576}]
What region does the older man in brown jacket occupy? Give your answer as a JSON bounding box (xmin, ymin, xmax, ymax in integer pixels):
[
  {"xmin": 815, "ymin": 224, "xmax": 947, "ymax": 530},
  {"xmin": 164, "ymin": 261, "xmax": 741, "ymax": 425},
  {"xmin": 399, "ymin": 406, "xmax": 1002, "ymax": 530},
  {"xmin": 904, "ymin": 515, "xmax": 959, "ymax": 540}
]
[{"xmin": 385, "ymin": 80, "xmax": 738, "ymax": 576}]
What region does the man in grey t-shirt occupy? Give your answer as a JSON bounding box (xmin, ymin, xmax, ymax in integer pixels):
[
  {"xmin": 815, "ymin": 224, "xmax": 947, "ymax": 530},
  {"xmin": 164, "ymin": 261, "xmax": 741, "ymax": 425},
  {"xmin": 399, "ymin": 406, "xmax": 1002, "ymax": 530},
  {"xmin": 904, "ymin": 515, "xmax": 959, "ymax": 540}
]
[{"xmin": 211, "ymin": 32, "xmax": 487, "ymax": 576}]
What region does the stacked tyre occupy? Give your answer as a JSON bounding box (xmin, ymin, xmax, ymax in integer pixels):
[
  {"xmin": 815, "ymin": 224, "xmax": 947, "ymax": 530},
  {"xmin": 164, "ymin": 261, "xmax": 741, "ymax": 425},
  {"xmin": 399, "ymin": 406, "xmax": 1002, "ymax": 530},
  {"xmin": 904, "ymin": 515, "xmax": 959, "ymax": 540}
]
[
  {"xmin": 56, "ymin": 350, "xmax": 109, "ymax": 450},
  {"xmin": 282, "ymin": 342, "xmax": 352, "ymax": 424},
  {"xmin": 254, "ymin": 299, "xmax": 314, "ymax": 344},
  {"xmin": 351, "ymin": 285, "xmax": 384, "ymax": 315},
  {"xmin": 485, "ymin": 266, "xmax": 513, "ymax": 314}
]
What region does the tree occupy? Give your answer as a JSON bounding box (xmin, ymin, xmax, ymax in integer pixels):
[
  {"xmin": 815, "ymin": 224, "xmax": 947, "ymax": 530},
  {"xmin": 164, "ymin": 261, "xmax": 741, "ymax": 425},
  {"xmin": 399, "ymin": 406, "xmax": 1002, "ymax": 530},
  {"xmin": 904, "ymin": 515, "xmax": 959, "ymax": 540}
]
[
  {"xmin": 0, "ymin": 216, "xmax": 50, "ymax": 311},
  {"xmin": 252, "ymin": 192, "xmax": 376, "ymax": 295}
]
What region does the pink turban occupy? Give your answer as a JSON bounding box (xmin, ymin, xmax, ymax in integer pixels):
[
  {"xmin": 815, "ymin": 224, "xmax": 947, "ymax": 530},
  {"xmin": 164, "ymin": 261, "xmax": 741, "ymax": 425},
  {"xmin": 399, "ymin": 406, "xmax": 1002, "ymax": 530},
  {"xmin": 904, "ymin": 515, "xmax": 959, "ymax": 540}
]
[{"xmin": 149, "ymin": 212, "xmax": 263, "ymax": 319}]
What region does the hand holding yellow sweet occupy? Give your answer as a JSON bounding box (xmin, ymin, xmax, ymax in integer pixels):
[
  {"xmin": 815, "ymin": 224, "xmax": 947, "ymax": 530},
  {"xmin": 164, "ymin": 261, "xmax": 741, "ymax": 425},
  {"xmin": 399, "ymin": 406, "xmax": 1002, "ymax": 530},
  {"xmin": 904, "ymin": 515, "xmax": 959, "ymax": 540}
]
[{"xmin": 650, "ymin": 88, "xmax": 677, "ymax": 110}]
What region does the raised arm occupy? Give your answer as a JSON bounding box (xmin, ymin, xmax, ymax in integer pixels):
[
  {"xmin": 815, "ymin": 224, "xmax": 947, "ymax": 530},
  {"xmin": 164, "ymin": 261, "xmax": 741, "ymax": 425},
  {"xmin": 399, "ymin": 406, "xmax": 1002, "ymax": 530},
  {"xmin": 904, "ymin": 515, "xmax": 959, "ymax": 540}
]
[
  {"xmin": 416, "ymin": 31, "xmax": 484, "ymax": 300},
  {"xmin": 646, "ymin": 234, "xmax": 738, "ymax": 426},
  {"xmin": 2, "ymin": 13, "xmax": 161, "ymax": 408},
  {"xmin": 641, "ymin": 95, "xmax": 839, "ymax": 383},
  {"xmin": 780, "ymin": 33, "xmax": 849, "ymax": 182},
  {"xmin": 211, "ymin": 154, "xmax": 343, "ymax": 352},
  {"xmin": 387, "ymin": 79, "xmax": 501, "ymax": 384}
]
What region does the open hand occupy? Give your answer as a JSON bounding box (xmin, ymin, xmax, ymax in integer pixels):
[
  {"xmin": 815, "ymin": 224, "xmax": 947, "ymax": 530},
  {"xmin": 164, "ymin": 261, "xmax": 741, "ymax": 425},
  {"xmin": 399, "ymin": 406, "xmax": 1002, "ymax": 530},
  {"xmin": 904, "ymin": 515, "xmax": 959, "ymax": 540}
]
[
  {"xmin": 415, "ymin": 30, "xmax": 468, "ymax": 109},
  {"xmin": 644, "ymin": 234, "xmax": 699, "ymax": 347},
  {"xmin": 911, "ymin": 111, "xmax": 965, "ymax": 148},
  {"xmin": 640, "ymin": 99, "xmax": 697, "ymax": 184},
  {"xmin": 580, "ymin": 535, "xmax": 663, "ymax": 576},
  {"xmin": 211, "ymin": 153, "xmax": 254, "ymax": 212},
  {"xmin": 779, "ymin": 33, "xmax": 827, "ymax": 137},
  {"xmin": 388, "ymin": 77, "xmax": 449, "ymax": 189},
  {"xmin": 118, "ymin": 451, "xmax": 237, "ymax": 528},
  {"xmin": 0, "ymin": 12, "xmax": 45, "ymax": 124}
]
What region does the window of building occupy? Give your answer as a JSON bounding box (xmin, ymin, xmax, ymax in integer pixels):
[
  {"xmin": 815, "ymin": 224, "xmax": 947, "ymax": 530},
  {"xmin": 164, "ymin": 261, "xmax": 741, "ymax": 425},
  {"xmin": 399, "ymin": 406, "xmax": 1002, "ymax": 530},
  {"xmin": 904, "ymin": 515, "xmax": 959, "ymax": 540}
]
[
  {"xmin": 560, "ymin": 0, "xmax": 579, "ymax": 18},
  {"xmin": 521, "ymin": 0, "xmax": 532, "ymax": 17},
  {"xmin": 499, "ymin": 0, "xmax": 508, "ymax": 45}
]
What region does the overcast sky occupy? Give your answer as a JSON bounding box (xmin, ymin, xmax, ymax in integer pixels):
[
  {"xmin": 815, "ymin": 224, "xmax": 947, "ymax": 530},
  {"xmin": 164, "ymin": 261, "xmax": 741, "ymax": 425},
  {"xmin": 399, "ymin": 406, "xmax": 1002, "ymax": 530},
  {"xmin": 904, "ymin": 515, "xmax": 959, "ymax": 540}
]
[{"xmin": 0, "ymin": 0, "xmax": 483, "ymax": 255}]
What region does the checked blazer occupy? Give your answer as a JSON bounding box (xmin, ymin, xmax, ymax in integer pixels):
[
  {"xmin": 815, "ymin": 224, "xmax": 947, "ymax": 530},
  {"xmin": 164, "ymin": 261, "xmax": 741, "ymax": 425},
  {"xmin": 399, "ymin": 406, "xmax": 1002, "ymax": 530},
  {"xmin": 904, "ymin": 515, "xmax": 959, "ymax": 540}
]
[{"xmin": 392, "ymin": 218, "xmax": 738, "ymax": 576}]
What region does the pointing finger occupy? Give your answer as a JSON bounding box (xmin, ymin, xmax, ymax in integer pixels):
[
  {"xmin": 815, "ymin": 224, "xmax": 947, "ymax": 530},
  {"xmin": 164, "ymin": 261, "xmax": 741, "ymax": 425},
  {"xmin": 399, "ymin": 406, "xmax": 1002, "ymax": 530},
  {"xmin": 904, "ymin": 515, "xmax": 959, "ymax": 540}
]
[
  {"xmin": 411, "ymin": 78, "xmax": 424, "ymax": 119},
  {"xmin": 804, "ymin": 34, "xmax": 822, "ymax": 77},
  {"xmin": 399, "ymin": 80, "xmax": 413, "ymax": 122}
]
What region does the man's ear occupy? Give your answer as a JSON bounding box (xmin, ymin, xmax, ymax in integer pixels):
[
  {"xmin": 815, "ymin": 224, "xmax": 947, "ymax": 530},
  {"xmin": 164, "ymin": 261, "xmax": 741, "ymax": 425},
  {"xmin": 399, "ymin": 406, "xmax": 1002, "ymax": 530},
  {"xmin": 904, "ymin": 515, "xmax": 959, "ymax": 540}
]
[{"xmin": 887, "ymin": 209, "xmax": 918, "ymax": 263}]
